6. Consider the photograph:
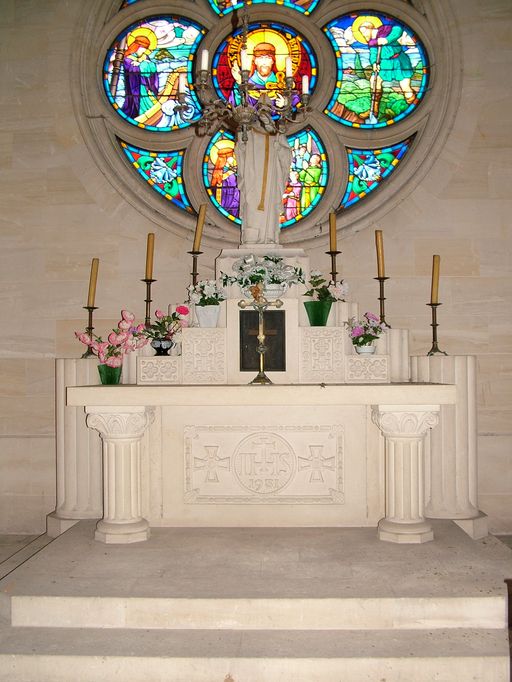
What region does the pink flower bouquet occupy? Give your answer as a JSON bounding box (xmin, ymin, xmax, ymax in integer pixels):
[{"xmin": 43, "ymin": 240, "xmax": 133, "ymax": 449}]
[{"xmin": 75, "ymin": 310, "xmax": 148, "ymax": 367}]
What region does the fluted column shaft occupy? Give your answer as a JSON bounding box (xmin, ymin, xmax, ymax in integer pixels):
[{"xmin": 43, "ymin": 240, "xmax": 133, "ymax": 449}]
[
  {"xmin": 86, "ymin": 406, "xmax": 153, "ymax": 544},
  {"xmin": 372, "ymin": 406, "xmax": 440, "ymax": 543}
]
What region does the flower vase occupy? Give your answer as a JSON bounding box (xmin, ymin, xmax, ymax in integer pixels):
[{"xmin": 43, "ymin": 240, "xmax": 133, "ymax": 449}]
[
  {"xmin": 195, "ymin": 304, "xmax": 220, "ymax": 328},
  {"xmin": 304, "ymin": 300, "xmax": 332, "ymax": 326},
  {"xmin": 97, "ymin": 364, "xmax": 122, "ymax": 385},
  {"xmin": 264, "ymin": 282, "xmax": 287, "ymax": 300},
  {"xmin": 355, "ymin": 344, "xmax": 376, "ymax": 355},
  {"xmin": 151, "ymin": 338, "xmax": 173, "ymax": 356}
]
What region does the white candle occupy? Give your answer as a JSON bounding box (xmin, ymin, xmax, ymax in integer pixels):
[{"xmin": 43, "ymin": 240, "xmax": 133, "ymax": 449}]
[
  {"xmin": 178, "ymin": 72, "xmax": 187, "ymax": 94},
  {"xmin": 200, "ymin": 49, "xmax": 209, "ymax": 72},
  {"xmin": 302, "ymin": 74, "xmax": 309, "ymax": 95},
  {"xmin": 241, "ymin": 48, "xmax": 251, "ymax": 72},
  {"xmin": 285, "ymin": 57, "xmax": 292, "ymax": 78}
]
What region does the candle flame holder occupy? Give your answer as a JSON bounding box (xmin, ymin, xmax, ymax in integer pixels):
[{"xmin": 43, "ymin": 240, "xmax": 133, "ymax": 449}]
[
  {"xmin": 326, "ymin": 249, "xmax": 341, "ymax": 285},
  {"xmin": 188, "ymin": 249, "xmax": 203, "ymax": 287},
  {"xmin": 374, "ymin": 276, "xmax": 390, "ymax": 327},
  {"xmin": 142, "ymin": 278, "xmax": 156, "ymax": 328},
  {"xmin": 81, "ymin": 305, "xmax": 97, "ymax": 358},
  {"xmin": 427, "ymin": 302, "xmax": 448, "ymax": 356},
  {"xmin": 238, "ymin": 285, "xmax": 283, "ymax": 385}
]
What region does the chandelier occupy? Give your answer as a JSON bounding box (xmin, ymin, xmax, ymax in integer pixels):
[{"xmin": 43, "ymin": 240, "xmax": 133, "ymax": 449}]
[{"xmin": 178, "ymin": 5, "xmax": 310, "ymax": 142}]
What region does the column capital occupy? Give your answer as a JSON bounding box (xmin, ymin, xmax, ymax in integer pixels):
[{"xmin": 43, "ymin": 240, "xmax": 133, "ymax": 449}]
[
  {"xmin": 86, "ymin": 406, "xmax": 154, "ymax": 439},
  {"xmin": 371, "ymin": 405, "xmax": 439, "ymax": 438}
]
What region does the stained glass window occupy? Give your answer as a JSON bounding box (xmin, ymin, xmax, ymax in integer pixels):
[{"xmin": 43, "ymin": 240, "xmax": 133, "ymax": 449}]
[
  {"xmin": 120, "ymin": 142, "xmax": 193, "ymax": 211},
  {"xmin": 208, "ymin": 0, "xmax": 321, "ymax": 16},
  {"xmin": 94, "ymin": 2, "xmax": 435, "ymax": 238},
  {"xmin": 212, "ymin": 22, "xmax": 317, "ymax": 117},
  {"xmin": 340, "ymin": 138, "xmax": 414, "ymax": 209},
  {"xmin": 324, "ymin": 13, "xmax": 428, "ymax": 128},
  {"xmin": 103, "ymin": 17, "xmax": 205, "ymax": 131},
  {"xmin": 202, "ymin": 127, "xmax": 327, "ymax": 227}
]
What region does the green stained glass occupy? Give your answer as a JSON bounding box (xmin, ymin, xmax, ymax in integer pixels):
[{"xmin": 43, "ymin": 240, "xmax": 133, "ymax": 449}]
[
  {"xmin": 340, "ymin": 138, "xmax": 414, "ymax": 209},
  {"xmin": 324, "ymin": 13, "xmax": 429, "ymax": 128},
  {"xmin": 120, "ymin": 141, "xmax": 193, "ymax": 211},
  {"xmin": 207, "ymin": 1, "xmax": 320, "ymax": 16}
]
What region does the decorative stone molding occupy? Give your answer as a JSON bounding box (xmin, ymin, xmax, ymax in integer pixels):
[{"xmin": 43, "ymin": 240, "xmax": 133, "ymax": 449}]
[
  {"xmin": 137, "ymin": 356, "xmax": 181, "ymax": 385},
  {"xmin": 182, "ymin": 328, "xmax": 227, "ymax": 384},
  {"xmin": 371, "ymin": 405, "xmax": 440, "ymax": 544},
  {"xmin": 86, "ymin": 406, "xmax": 154, "ymax": 544},
  {"xmin": 299, "ymin": 328, "xmax": 345, "ymax": 383},
  {"xmin": 345, "ymin": 356, "xmax": 389, "ymax": 383},
  {"xmin": 184, "ymin": 424, "xmax": 344, "ymax": 504}
]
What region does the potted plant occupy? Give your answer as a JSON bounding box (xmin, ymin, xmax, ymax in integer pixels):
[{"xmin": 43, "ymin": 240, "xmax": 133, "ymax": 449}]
[
  {"xmin": 303, "ymin": 271, "xmax": 348, "ymax": 326},
  {"xmin": 187, "ymin": 280, "xmax": 226, "ymax": 327},
  {"xmin": 75, "ymin": 310, "xmax": 148, "ymax": 383},
  {"xmin": 345, "ymin": 312, "xmax": 387, "ymax": 354},
  {"xmin": 222, "ymin": 254, "xmax": 304, "ymax": 299},
  {"xmin": 143, "ymin": 306, "xmax": 189, "ymax": 354}
]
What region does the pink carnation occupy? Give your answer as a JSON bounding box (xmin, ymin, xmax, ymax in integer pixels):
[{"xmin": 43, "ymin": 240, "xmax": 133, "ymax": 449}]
[
  {"xmin": 105, "ymin": 355, "xmax": 123, "ymax": 368},
  {"xmin": 176, "ymin": 305, "xmax": 189, "ymax": 316},
  {"xmin": 108, "ymin": 331, "xmax": 129, "ymax": 345},
  {"xmin": 121, "ymin": 310, "xmax": 135, "ymax": 322},
  {"xmin": 75, "ymin": 331, "xmax": 92, "ymax": 345},
  {"xmin": 350, "ymin": 326, "xmax": 364, "ymax": 338},
  {"xmin": 118, "ymin": 319, "xmax": 131, "ymax": 331},
  {"xmin": 365, "ymin": 312, "xmax": 379, "ymax": 322},
  {"xmin": 155, "ymin": 309, "xmax": 164, "ymax": 319}
]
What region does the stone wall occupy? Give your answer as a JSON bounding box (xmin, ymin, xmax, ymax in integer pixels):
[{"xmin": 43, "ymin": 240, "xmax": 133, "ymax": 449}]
[{"xmin": 0, "ymin": 0, "xmax": 510, "ymax": 533}]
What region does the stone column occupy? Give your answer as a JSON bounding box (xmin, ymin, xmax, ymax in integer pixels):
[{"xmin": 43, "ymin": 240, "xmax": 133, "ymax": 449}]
[
  {"xmin": 410, "ymin": 355, "xmax": 480, "ymax": 522},
  {"xmin": 47, "ymin": 359, "xmax": 103, "ymax": 537},
  {"xmin": 86, "ymin": 406, "xmax": 153, "ymax": 544},
  {"xmin": 372, "ymin": 406, "xmax": 440, "ymax": 543}
]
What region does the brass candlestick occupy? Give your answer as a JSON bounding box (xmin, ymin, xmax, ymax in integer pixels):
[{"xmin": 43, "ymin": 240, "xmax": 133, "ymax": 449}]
[
  {"xmin": 81, "ymin": 305, "xmax": 97, "ymax": 358},
  {"xmin": 326, "ymin": 249, "xmax": 341, "ymax": 284},
  {"xmin": 374, "ymin": 276, "xmax": 390, "ymax": 327},
  {"xmin": 427, "ymin": 302, "xmax": 447, "ymax": 356},
  {"xmin": 238, "ymin": 285, "xmax": 283, "ymax": 385},
  {"xmin": 142, "ymin": 278, "xmax": 156, "ymax": 327},
  {"xmin": 188, "ymin": 249, "xmax": 202, "ymax": 287}
]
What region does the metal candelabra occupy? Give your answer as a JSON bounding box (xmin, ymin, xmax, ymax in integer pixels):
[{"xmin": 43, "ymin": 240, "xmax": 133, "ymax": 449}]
[
  {"xmin": 188, "ymin": 249, "xmax": 202, "ymax": 287},
  {"xmin": 374, "ymin": 276, "xmax": 390, "ymax": 327},
  {"xmin": 427, "ymin": 302, "xmax": 447, "ymax": 356},
  {"xmin": 81, "ymin": 305, "xmax": 97, "ymax": 358},
  {"xmin": 326, "ymin": 249, "xmax": 341, "ymax": 285},
  {"xmin": 142, "ymin": 278, "xmax": 156, "ymax": 328}
]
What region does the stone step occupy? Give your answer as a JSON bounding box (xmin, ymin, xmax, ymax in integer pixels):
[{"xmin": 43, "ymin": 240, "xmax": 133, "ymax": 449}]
[
  {"xmin": 10, "ymin": 593, "xmax": 506, "ymax": 631},
  {"xmin": 0, "ymin": 625, "xmax": 508, "ymax": 682}
]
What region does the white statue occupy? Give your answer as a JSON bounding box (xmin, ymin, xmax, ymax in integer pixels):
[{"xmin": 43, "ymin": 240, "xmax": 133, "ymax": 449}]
[{"xmin": 235, "ymin": 127, "xmax": 292, "ymax": 246}]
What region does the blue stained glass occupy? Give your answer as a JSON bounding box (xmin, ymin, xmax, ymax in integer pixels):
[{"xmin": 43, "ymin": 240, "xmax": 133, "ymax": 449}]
[
  {"xmin": 202, "ymin": 127, "xmax": 328, "ymax": 227},
  {"xmin": 324, "ymin": 13, "xmax": 429, "ymax": 129},
  {"xmin": 103, "ymin": 17, "xmax": 205, "ymax": 131},
  {"xmin": 120, "ymin": 141, "xmax": 193, "ymax": 211},
  {"xmin": 207, "ymin": 1, "xmax": 320, "ymax": 16},
  {"xmin": 340, "ymin": 138, "xmax": 414, "ymax": 209}
]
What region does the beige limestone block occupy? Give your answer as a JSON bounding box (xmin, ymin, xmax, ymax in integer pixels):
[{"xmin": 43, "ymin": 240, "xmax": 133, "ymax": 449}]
[
  {"xmin": 0, "ymin": 396, "xmax": 54, "ymax": 437},
  {"xmin": 0, "ymin": 436, "xmax": 55, "ymax": 495},
  {"xmin": 477, "ymin": 355, "xmax": 512, "ymax": 408},
  {"xmin": 478, "ymin": 435, "xmax": 512, "ymax": 495}
]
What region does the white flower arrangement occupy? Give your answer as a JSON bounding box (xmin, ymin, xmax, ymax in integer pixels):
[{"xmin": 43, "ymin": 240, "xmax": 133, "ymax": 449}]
[
  {"xmin": 187, "ymin": 279, "xmax": 226, "ymax": 306},
  {"xmin": 221, "ymin": 254, "xmax": 304, "ymax": 291},
  {"xmin": 304, "ymin": 271, "xmax": 348, "ymax": 302}
]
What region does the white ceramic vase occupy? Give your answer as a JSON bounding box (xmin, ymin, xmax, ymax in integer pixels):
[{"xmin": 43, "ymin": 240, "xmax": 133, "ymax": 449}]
[
  {"xmin": 263, "ymin": 282, "xmax": 287, "ymax": 300},
  {"xmin": 355, "ymin": 344, "xmax": 376, "ymax": 355},
  {"xmin": 195, "ymin": 304, "xmax": 220, "ymax": 328}
]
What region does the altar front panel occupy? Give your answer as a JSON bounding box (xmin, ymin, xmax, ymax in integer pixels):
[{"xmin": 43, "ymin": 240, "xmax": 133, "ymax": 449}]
[{"xmin": 143, "ymin": 404, "xmax": 383, "ymax": 528}]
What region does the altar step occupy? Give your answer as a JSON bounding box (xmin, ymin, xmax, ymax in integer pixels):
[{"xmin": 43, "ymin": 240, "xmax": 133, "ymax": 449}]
[{"xmin": 0, "ymin": 521, "xmax": 510, "ymax": 681}]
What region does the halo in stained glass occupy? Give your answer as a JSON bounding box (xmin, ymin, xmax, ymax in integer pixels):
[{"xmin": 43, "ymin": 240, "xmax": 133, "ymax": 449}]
[
  {"xmin": 212, "ymin": 22, "xmax": 317, "ymax": 116},
  {"xmin": 203, "ymin": 127, "xmax": 328, "ymax": 228},
  {"xmin": 339, "ymin": 137, "xmax": 414, "ymax": 209},
  {"xmin": 103, "ymin": 17, "xmax": 205, "ymax": 131},
  {"xmin": 207, "ymin": 0, "xmax": 321, "ymax": 16},
  {"xmin": 120, "ymin": 141, "xmax": 193, "ymax": 211},
  {"xmin": 324, "ymin": 12, "xmax": 429, "ymax": 128}
]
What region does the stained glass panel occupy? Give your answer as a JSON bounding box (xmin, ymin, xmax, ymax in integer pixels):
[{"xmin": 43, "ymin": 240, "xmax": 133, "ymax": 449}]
[
  {"xmin": 340, "ymin": 138, "xmax": 414, "ymax": 209},
  {"xmin": 203, "ymin": 127, "xmax": 327, "ymax": 228},
  {"xmin": 212, "ymin": 22, "xmax": 317, "ymax": 117},
  {"xmin": 120, "ymin": 141, "xmax": 193, "ymax": 211},
  {"xmin": 207, "ymin": 0, "xmax": 320, "ymax": 16},
  {"xmin": 324, "ymin": 13, "xmax": 428, "ymax": 128},
  {"xmin": 103, "ymin": 17, "xmax": 205, "ymax": 131}
]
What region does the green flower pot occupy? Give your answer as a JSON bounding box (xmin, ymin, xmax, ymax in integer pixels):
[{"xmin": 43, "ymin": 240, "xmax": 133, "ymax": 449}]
[
  {"xmin": 304, "ymin": 300, "xmax": 333, "ymax": 326},
  {"xmin": 97, "ymin": 364, "xmax": 122, "ymax": 385}
]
